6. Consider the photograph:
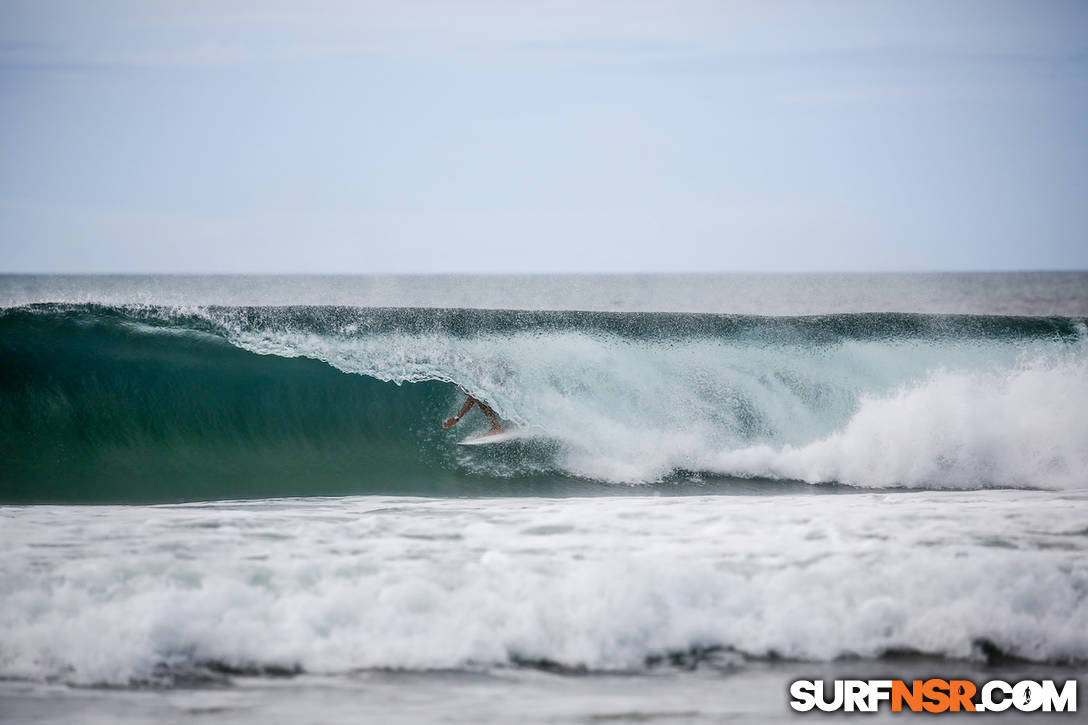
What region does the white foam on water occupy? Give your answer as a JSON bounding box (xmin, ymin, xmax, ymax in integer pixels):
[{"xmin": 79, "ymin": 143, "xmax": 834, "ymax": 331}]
[
  {"xmin": 2, "ymin": 491, "xmax": 1086, "ymax": 685},
  {"xmin": 708, "ymin": 359, "xmax": 1088, "ymax": 489}
]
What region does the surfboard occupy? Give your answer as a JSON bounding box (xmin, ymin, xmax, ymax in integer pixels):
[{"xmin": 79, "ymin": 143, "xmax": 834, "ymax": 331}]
[{"xmin": 458, "ymin": 429, "xmax": 531, "ymax": 446}]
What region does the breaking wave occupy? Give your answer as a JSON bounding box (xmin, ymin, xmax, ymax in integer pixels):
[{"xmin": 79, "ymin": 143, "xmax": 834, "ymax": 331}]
[{"xmin": 2, "ymin": 304, "xmax": 1086, "ymax": 501}]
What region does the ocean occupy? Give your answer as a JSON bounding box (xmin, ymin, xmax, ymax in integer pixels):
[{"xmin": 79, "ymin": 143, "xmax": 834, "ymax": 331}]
[{"xmin": 2, "ymin": 272, "xmax": 1086, "ymax": 723}]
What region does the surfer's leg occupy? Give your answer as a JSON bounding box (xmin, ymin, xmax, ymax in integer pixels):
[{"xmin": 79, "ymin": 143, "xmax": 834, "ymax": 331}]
[{"xmin": 478, "ymin": 401, "xmax": 504, "ymax": 434}]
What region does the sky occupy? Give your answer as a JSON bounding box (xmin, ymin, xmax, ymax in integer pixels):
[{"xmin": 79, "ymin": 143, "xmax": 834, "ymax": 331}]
[{"xmin": 1, "ymin": 0, "xmax": 1086, "ymax": 273}]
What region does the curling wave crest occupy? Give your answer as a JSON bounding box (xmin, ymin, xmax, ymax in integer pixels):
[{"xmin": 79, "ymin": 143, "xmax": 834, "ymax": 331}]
[{"xmin": 1, "ymin": 304, "xmax": 1086, "ymax": 499}]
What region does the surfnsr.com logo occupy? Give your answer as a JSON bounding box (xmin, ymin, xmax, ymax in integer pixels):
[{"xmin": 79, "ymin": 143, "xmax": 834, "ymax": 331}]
[{"xmin": 790, "ymin": 679, "xmax": 1077, "ymax": 713}]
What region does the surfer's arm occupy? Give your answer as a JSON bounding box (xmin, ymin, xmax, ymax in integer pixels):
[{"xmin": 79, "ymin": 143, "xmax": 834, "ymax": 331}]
[{"xmin": 443, "ymin": 396, "xmax": 478, "ymax": 429}]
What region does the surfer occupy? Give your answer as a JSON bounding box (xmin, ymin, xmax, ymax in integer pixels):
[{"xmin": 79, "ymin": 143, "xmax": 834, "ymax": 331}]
[{"xmin": 443, "ymin": 395, "xmax": 504, "ymax": 435}]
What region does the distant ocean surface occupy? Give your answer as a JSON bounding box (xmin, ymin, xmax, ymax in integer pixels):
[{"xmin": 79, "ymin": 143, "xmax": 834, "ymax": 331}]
[{"xmin": 2, "ymin": 273, "xmax": 1086, "ymax": 723}]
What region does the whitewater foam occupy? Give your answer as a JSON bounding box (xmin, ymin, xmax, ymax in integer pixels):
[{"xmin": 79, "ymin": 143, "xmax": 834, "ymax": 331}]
[
  {"xmin": 2, "ymin": 491, "xmax": 1086, "ymax": 685},
  {"xmin": 708, "ymin": 359, "xmax": 1088, "ymax": 489}
]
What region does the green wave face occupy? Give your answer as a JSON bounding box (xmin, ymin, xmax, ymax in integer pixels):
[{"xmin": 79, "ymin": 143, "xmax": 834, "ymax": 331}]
[
  {"xmin": 0, "ymin": 308, "xmax": 497, "ymax": 502},
  {"xmin": 2, "ymin": 304, "xmax": 1085, "ymax": 502}
]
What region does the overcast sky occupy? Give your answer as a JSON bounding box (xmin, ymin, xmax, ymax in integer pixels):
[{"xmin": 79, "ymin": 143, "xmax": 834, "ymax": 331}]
[{"xmin": 1, "ymin": 0, "xmax": 1086, "ymax": 273}]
